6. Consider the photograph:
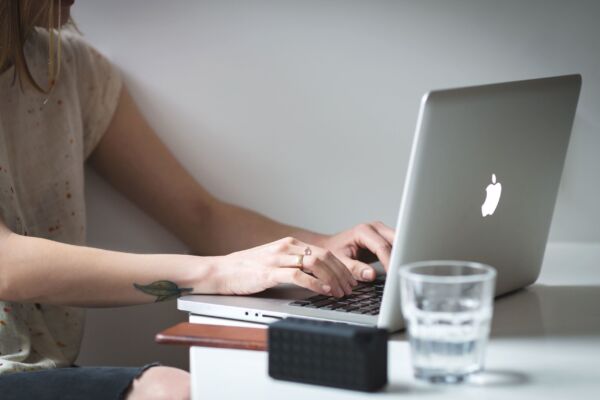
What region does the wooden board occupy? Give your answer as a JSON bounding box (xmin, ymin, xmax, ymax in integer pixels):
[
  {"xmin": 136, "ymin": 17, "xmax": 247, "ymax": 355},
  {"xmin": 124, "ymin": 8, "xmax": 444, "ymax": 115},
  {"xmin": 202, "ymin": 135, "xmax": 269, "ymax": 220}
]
[{"xmin": 155, "ymin": 322, "xmax": 268, "ymax": 351}]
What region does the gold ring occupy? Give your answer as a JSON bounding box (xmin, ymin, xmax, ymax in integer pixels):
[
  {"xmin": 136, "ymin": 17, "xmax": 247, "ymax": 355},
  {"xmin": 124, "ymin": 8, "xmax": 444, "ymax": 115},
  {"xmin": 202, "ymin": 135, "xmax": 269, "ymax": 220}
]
[
  {"xmin": 304, "ymin": 247, "xmax": 312, "ymax": 256},
  {"xmin": 295, "ymin": 254, "xmax": 304, "ymax": 268}
]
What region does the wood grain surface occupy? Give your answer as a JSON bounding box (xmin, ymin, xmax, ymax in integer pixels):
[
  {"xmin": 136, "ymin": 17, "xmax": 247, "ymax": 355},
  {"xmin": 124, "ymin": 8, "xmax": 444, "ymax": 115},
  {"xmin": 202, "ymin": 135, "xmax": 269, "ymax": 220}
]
[{"xmin": 155, "ymin": 322, "xmax": 268, "ymax": 351}]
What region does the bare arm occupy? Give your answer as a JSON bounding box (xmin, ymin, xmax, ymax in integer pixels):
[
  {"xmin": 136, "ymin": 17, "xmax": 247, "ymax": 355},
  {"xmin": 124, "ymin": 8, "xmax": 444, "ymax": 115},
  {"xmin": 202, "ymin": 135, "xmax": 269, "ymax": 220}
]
[
  {"xmin": 0, "ymin": 216, "xmax": 213, "ymax": 307},
  {"xmin": 0, "ymin": 216, "xmax": 355, "ymax": 304}
]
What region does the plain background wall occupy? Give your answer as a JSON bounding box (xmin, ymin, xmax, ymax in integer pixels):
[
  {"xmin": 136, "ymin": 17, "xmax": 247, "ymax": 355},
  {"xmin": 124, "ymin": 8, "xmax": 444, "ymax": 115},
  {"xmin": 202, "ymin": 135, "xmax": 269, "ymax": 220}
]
[{"xmin": 73, "ymin": 0, "xmax": 600, "ymax": 369}]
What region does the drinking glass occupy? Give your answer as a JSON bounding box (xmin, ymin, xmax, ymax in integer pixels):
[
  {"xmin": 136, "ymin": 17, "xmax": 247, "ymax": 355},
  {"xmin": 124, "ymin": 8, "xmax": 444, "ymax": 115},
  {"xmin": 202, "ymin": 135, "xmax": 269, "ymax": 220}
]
[{"xmin": 399, "ymin": 260, "xmax": 496, "ymax": 383}]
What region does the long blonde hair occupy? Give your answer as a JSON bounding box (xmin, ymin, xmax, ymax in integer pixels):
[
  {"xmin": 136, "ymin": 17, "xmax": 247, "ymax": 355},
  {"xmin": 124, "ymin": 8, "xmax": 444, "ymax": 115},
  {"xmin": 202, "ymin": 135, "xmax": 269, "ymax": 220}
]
[{"xmin": 0, "ymin": 0, "xmax": 65, "ymax": 93}]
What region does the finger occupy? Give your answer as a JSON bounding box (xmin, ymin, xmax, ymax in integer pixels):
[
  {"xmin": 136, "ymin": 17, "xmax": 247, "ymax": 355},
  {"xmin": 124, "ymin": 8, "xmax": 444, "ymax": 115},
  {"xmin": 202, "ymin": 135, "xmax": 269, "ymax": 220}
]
[
  {"xmin": 323, "ymin": 250, "xmax": 358, "ymax": 289},
  {"xmin": 355, "ymin": 224, "xmax": 392, "ymax": 269},
  {"xmin": 276, "ymin": 242, "xmax": 319, "ymax": 260},
  {"xmin": 286, "ymin": 244, "xmax": 357, "ymax": 289},
  {"xmin": 343, "ymin": 257, "xmax": 377, "ymax": 282},
  {"xmin": 270, "ymin": 267, "xmax": 332, "ymax": 296},
  {"xmin": 278, "ymin": 254, "xmax": 346, "ymax": 297},
  {"xmin": 372, "ymin": 221, "xmax": 395, "ymax": 246},
  {"xmin": 320, "ymin": 253, "xmax": 354, "ymax": 296},
  {"xmin": 302, "ymin": 256, "xmax": 348, "ymax": 297},
  {"xmin": 282, "ymin": 243, "xmax": 356, "ymax": 294}
]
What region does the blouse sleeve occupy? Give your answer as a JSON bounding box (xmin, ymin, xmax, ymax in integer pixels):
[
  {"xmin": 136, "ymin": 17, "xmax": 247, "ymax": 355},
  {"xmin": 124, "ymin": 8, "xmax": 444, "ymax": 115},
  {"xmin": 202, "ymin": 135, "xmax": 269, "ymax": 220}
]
[{"xmin": 67, "ymin": 33, "xmax": 122, "ymax": 159}]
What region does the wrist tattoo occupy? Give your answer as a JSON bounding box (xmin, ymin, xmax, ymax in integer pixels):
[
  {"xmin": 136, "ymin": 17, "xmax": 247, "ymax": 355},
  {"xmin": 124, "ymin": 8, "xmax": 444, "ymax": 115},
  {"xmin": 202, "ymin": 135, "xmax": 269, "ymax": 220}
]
[{"xmin": 133, "ymin": 280, "xmax": 193, "ymax": 302}]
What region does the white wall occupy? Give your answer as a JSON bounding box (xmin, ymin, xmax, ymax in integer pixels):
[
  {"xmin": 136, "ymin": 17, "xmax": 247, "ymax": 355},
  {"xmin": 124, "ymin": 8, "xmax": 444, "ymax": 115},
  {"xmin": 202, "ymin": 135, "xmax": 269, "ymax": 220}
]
[{"xmin": 73, "ymin": 0, "xmax": 600, "ymax": 369}]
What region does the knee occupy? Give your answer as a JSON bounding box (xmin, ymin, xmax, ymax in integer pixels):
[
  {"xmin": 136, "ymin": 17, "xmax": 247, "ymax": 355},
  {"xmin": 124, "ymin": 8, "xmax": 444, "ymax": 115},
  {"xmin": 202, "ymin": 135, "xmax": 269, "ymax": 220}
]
[{"xmin": 126, "ymin": 366, "xmax": 190, "ymax": 400}]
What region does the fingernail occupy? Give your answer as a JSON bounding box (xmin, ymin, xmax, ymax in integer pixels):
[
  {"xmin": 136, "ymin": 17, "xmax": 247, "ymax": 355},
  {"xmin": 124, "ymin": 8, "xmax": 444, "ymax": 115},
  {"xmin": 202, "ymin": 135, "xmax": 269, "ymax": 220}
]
[
  {"xmin": 361, "ymin": 269, "xmax": 374, "ymax": 280},
  {"xmin": 322, "ymin": 284, "xmax": 331, "ymax": 293}
]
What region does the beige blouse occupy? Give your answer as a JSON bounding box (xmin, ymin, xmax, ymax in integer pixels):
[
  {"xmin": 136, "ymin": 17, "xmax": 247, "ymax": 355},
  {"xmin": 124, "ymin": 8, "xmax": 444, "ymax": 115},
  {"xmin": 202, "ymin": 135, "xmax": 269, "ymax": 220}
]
[{"xmin": 0, "ymin": 28, "xmax": 122, "ymax": 374}]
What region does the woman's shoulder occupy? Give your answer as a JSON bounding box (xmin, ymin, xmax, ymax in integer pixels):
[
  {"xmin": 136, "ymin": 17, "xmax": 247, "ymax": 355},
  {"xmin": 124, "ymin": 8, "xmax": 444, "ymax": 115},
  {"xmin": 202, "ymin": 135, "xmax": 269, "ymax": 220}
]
[
  {"xmin": 61, "ymin": 29, "xmax": 106, "ymax": 60},
  {"xmin": 27, "ymin": 28, "xmax": 81, "ymax": 61},
  {"xmin": 27, "ymin": 28, "xmax": 113, "ymax": 76}
]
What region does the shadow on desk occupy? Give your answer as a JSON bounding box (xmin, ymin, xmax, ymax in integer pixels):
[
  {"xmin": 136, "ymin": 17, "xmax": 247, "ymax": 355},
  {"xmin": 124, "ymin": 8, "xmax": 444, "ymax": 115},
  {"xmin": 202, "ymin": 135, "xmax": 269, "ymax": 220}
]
[{"xmin": 491, "ymin": 285, "xmax": 600, "ymax": 338}]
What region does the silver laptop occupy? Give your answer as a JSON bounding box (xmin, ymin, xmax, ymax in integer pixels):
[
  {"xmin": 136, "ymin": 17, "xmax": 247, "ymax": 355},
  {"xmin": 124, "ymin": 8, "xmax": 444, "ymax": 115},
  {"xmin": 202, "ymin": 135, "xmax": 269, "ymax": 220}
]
[{"xmin": 179, "ymin": 74, "xmax": 581, "ymax": 332}]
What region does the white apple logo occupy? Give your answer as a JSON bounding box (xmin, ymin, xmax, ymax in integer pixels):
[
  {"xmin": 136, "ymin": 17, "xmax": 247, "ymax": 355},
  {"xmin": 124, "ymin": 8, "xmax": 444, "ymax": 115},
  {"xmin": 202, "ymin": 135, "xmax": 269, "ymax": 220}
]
[{"xmin": 481, "ymin": 174, "xmax": 502, "ymax": 217}]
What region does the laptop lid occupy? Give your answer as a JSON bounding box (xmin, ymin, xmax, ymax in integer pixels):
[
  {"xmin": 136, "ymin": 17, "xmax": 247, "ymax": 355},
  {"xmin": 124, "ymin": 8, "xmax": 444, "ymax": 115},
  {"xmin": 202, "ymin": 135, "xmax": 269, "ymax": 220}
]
[{"xmin": 378, "ymin": 75, "xmax": 581, "ymax": 331}]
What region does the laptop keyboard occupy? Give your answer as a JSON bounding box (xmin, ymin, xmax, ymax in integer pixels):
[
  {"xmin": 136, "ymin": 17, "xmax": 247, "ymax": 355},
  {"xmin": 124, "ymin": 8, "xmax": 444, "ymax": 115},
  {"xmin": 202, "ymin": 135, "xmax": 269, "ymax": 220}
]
[{"xmin": 289, "ymin": 275, "xmax": 385, "ymax": 315}]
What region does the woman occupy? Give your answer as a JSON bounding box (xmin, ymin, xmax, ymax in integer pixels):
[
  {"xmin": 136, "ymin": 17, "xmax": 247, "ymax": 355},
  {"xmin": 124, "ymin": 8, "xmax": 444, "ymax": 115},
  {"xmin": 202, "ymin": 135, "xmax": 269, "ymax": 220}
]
[{"xmin": 0, "ymin": 1, "xmax": 394, "ymax": 399}]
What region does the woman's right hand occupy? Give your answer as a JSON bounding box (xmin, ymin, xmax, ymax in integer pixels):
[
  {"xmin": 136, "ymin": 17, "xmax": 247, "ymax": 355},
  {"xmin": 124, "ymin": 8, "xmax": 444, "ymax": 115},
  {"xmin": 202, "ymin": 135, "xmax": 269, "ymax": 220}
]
[{"xmin": 210, "ymin": 237, "xmax": 358, "ymax": 298}]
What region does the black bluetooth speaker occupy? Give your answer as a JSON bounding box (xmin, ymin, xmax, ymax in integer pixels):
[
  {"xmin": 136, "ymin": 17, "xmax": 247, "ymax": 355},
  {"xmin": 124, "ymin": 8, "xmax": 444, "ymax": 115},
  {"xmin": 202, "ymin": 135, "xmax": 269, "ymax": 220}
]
[{"xmin": 268, "ymin": 318, "xmax": 388, "ymax": 392}]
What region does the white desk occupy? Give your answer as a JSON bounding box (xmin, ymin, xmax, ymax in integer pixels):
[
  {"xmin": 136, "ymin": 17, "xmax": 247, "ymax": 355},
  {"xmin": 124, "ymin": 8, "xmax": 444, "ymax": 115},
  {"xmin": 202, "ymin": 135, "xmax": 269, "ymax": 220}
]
[{"xmin": 187, "ymin": 242, "xmax": 600, "ymax": 399}]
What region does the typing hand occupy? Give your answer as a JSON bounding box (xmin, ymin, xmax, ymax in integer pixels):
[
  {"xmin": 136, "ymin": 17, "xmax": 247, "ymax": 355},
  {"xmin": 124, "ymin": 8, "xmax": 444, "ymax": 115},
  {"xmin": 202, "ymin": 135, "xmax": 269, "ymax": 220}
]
[
  {"xmin": 318, "ymin": 221, "xmax": 395, "ymax": 282},
  {"xmin": 213, "ymin": 237, "xmax": 357, "ymax": 298}
]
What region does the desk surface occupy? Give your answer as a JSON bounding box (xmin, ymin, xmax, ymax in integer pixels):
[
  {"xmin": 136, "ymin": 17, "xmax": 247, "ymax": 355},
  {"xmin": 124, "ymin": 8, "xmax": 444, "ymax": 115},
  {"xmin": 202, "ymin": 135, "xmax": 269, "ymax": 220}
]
[{"xmin": 188, "ymin": 242, "xmax": 600, "ymax": 399}]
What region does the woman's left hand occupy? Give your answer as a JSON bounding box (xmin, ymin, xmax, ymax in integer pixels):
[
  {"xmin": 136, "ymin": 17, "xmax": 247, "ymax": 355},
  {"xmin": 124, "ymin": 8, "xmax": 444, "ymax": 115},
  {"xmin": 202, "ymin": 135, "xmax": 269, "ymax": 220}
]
[{"xmin": 318, "ymin": 221, "xmax": 395, "ymax": 282}]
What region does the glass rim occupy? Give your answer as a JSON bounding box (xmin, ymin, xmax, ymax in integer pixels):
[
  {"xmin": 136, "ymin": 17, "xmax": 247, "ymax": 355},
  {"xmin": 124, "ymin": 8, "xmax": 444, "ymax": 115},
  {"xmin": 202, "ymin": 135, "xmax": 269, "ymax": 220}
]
[{"xmin": 398, "ymin": 260, "xmax": 497, "ymax": 284}]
